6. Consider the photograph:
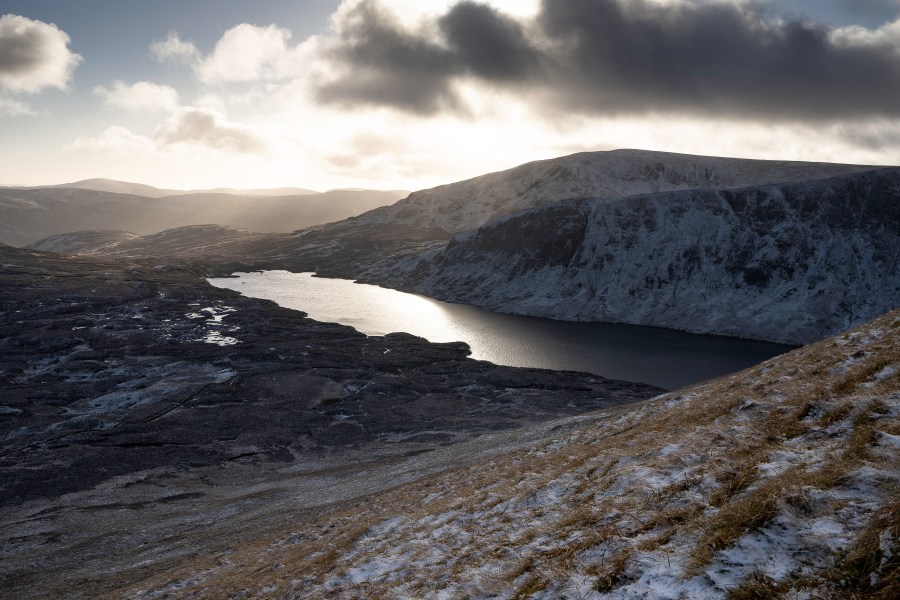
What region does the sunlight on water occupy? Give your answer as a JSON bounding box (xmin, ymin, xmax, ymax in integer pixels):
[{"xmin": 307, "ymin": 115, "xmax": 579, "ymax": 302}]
[{"xmin": 209, "ymin": 271, "xmax": 794, "ymax": 390}]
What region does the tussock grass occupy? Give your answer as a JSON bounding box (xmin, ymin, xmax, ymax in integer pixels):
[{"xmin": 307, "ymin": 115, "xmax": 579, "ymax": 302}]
[
  {"xmin": 726, "ymin": 570, "xmax": 785, "ymax": 599},
  {"xmin": 690, "ymin": 480, "xmax": 783, "ymax": 573},
  {"xmin": 829, "ymin": 499, "xmax": 900, "ymax": 599}
]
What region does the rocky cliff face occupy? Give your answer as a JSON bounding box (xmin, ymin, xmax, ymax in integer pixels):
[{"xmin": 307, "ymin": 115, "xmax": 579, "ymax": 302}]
[
  {"xmin": 357, "ymin": 149, "xmax": 875, "ymax": 234},
  {"xmin": 371, "ymin": 169, "xmax": 900, "ymax": 345}
]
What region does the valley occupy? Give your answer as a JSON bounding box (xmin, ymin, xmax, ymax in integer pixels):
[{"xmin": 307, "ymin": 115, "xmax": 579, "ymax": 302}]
[
  {"xmin": 28, "ymin": 150, "xmax": 900, "ymax": 346},
  {"xmin": 2, "ymin": 149, "xmax": 898, "ymax": 599},
  {"xmin": 6, "ymin": 1, "xmax": 900, "ymax": 597}
]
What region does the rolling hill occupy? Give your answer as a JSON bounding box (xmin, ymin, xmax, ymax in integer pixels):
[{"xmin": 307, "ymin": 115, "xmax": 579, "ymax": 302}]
[{"xmin": 1, "ymin": 186, "xmax": 408, "ymax": 247}]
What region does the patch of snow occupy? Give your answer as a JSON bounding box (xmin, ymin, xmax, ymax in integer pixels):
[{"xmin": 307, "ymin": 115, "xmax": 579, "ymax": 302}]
[
  {"xmin": 878, "ymin": 432, "xmax": 900, "ymax": 449},
  {"xmin": 659, "ymin": 444, "xmax": 681, "ymax": 456}
]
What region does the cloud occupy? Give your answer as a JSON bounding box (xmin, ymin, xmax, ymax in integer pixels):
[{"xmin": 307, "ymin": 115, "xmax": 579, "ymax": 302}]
[
  {"xmin": 535, "ymin": 0, "xmax": 900, "ymax": 120},
  {"xmin": 315, "ymin": 0, "xmax": 900, "ymax": 121},
  {"xmin": 67, "ymin": 106, "xmax": 267, "ymax": 157},
  {"xmin": 152, "ymin": 25, "xmax": 316, "ymax": 83},
  {"xmin": 0, "ymin": 14, "xmax": 81, "ymax": 94},
  {"xmin": 154, "ymin": 106, "xmax": 268, "ymax": 153},
  {"xmin": 317, "ymin": 0, "xmax": 537, "ymax": 114},
  {"xmin": 150, "ymin": 32, "xmax": 200, "ymax": 64},
  {"xmin": 94, "ymin": 80, "xmax": 179, "ymax": 113},
  {"xmin": 839, "ymin": 119, "xmax": 900, "ymax": 150},
  {"xmin": 65, "ymin": 126, "xmax": 157, "ymax": 155},
  {"xmin": 0, "ymin": 95, "xmax": 35, "ymax": 116},
  {"xmin": 197, "ymin": 24, "xmax": 315, "ymax": 83}
]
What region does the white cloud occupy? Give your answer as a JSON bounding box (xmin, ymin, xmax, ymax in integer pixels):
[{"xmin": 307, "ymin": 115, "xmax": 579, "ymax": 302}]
[
  {"xmin": 155, "ymin": 106, "xmax": 268, "ymax": 153},
  {"xmin": 0, "ymin": 95, "xmax": 35, "ymax": 116},
  {"xmin": 150, "ymin": 32, "xmax": 200, "ymax": 64},
  {"xmin": 67, "ymin": 105, "xmax": 267, "ymax": 159},
  {"xmin": 831, "ymin": 16, "xmax": 900, "ymax": 47},
  {"xmin": 196, "ymin": 24, "xmax": 318, "ymax": 83},
  {"xmin": 0, "ymin": 14, "xmax": 81, "ymax": 94},
  {"xmin": 151, "ymin": 24, "xmax": 318, "ymax": 84},
  {"xmin": 193, "ymin": 93, "xmax": 227, "ymax": 112},
  {"xmin": 94, "ymin": 80, "xmax": 179, "ymax": 113},
  {"xmin": 330, "ymin": 0, "xmax": 539, "ymax": 30},
  {"xmin": 65, "ymin": 126, "xmax": 157, "ymax": 155}
]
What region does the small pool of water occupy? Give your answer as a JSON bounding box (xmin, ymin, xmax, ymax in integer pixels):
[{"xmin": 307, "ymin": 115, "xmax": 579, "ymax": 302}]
[{"xmin": 209, "ymin": 271, "xmax": 795, "ymax": 390}]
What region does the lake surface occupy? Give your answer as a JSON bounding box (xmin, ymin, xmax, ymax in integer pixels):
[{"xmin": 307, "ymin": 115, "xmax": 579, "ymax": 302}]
[{"xmin": 209, "ymin": 271, "xmax": 795, "ymax": 390}]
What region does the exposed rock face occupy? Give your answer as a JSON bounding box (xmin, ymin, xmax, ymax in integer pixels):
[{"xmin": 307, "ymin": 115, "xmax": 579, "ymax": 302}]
[
  {"xmin": 369, "ymin": 169, "xmax": 900, "ymax": 345},
  {"xmin": 355, "ymin": 149, "xmax": 875, "ymax": 234}
]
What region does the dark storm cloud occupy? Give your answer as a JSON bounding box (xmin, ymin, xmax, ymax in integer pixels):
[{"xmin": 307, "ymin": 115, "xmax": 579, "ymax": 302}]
[
  {"xmin": 536, "ymin": 0, "xmax": 900, "ymax": 119},
  {"xmin": 317, "ymin": 1, "xmax": 539, "ymax": 114},
  {"xmin": 0, "ymin": 14, "xmax": 81, "ymax": 93},
  {"xmin": 0, "ymin": 30, "xmax": 42, "ymax": 75},
  {"xmin": 317, "ymin": 0, "xmax": 900, "ymax": 121},
  {"xmin": 438, "ymin": 2, "xmax": 541, "ymax": 82}
]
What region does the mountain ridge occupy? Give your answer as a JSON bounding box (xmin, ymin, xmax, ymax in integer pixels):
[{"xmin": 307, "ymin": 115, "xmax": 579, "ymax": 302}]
[{"xmin": 354, "ymin": 149, "xmax": 879, "ymax": 234}]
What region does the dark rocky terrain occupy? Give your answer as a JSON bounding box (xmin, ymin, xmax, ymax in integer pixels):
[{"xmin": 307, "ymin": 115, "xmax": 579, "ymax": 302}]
[{"xmin": 0, "ymin": 244, "xmax": 661, "ymax": 598}]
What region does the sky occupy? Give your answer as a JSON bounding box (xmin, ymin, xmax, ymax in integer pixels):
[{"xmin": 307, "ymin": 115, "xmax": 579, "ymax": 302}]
[{"xmin": 2, "ymin": 0, "xmax": 900, "ymax": 191}]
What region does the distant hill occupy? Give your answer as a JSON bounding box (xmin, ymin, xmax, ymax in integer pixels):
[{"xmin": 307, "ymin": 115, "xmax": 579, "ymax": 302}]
[
  {"xmin": 37, "ymin": 178, "xmax": 321, "ymax": 198},
  {"xmin": 41, "ymin": 178, "xmax": 180, "ymax": 198},
  {"xmin": 182, "ymin": 186, "xmax": 320, "ymax": 197},
  {"xmin": 0, "ymin": 187, "xmax": 408, "ymax": 247}
]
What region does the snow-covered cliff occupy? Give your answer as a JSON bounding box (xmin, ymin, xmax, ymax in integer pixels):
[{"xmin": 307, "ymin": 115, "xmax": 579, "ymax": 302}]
[
  {"xmin": 371, "ymin": 168, "xmax": 900, "ymax": 345},
  {"xmin": 357, "ymin": 149, "xmax": 875, "ymax": 234}
]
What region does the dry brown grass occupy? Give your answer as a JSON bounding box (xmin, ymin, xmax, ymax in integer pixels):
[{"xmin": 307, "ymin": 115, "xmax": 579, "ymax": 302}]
[
  {"xmin": 690, "ymin": 481, "xmax": 782, "ymax": 572},
  {"xmin": 833, "ymin": 356, "xmax": 895, "ymax": 397},
  {"xmin": 513, "ymin": 571, "xmax": 547, "ymax": 598},
  {"xmin": 725, "ymin": 570, "xmax": 786, "ymax": 599},
  {"xmin": 587, "ymin": 548, "xmax": 634, "ymax": 594}
]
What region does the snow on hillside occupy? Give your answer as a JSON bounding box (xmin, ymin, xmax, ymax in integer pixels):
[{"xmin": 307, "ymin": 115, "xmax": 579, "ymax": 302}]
[
  {"xmin": 369, "ymin": 169, "xmax": 900, "ymax": 345},
  {"xmin": 357, "ymin": 149, "xmax": 876, "ymax": 234},
  {"xmin": 122, "ymin": 309, "xmax": 900, "ymax": 599}
]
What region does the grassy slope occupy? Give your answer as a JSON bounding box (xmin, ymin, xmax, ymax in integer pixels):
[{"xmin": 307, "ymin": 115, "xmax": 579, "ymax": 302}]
[{"xmin": 123, "ymin": 310, "xmax": 899, "ymax": 599}]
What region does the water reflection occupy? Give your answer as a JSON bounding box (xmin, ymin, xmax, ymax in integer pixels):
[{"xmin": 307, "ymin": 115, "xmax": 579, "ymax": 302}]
[{"xmin": 210, "ymin": 271, "xmax": 794, "ymax": 390}]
